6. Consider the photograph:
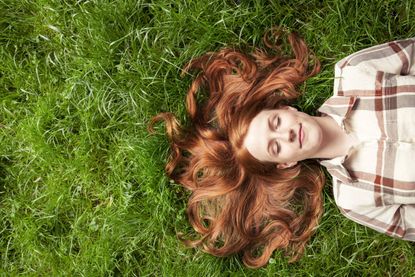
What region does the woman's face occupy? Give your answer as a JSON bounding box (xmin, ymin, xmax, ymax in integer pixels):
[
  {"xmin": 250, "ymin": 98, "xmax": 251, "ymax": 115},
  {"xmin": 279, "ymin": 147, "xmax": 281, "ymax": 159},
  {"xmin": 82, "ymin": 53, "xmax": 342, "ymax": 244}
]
[{"xmin": 244, "ymin": 107, "xmax": 323, "ymax": 168}]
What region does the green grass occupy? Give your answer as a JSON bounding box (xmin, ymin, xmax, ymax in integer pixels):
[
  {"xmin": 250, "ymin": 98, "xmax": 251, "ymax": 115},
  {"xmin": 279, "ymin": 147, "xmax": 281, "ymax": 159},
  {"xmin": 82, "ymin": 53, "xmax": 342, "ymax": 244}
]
[{"xmin": 1, "ymin": 0, "xmax": 415, "ymax": 275}]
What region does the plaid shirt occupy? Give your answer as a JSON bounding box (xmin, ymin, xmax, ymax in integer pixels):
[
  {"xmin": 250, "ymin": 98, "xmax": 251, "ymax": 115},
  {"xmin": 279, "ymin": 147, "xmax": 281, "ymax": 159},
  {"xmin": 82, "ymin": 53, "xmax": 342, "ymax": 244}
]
[{"xmin": 318, "ymin": 38, "xmax": 415, "ymax": 240}]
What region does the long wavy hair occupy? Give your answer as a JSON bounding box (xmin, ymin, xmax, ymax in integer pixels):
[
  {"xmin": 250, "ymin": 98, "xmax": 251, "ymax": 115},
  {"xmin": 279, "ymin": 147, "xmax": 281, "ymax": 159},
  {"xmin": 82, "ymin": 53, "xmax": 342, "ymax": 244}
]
[{"xmin": 149, "ymin": 29, "xmax": 325, "ymax": 268}]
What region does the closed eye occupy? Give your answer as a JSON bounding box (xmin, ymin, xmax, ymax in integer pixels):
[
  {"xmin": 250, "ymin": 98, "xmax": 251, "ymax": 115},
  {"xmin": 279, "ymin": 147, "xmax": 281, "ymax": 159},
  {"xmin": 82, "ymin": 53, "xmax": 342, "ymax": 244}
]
[
  {"xmin": 274, "ymin": 116, "xmax": 280, "ymax": 130},
  {"xmin": 267, "ymin": 140, "xmax": 273, "ymax": 156},
  {"xmin": 267, "ymin": 114, "xmax": 280, "ymax": 156},
  {"xmin": 268, "ymin": 114, "xmax": 280, "ymax": 131},
  {"xmin": 267, "ymin": 138, "xmax": 280, "ymax": 156},
  {"xmin": 273, "ymin": 140, "xmax": 279, "ymax": 155}
]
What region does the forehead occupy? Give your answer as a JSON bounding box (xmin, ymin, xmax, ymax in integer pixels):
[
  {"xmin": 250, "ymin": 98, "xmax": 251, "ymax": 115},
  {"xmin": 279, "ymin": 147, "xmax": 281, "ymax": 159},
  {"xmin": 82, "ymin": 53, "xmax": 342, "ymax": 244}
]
[{"xmin": 243, "ymin": 110, "xmax": 272, "ymax": 161}]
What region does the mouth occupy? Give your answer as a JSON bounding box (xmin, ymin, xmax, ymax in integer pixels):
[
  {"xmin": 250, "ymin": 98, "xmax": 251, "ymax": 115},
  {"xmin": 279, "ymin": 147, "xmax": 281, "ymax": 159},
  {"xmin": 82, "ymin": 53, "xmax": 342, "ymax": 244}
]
[{"xmin": 298, "ymin": 123, "xmax": 303, "ymax": 148}]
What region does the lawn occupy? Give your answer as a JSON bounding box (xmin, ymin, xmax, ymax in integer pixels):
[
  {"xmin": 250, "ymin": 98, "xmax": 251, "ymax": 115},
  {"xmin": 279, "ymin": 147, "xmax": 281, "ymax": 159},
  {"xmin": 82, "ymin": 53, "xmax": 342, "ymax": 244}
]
[{"xmin": 1, "ymin": 0, "xmax": 415, "ymax": 275}]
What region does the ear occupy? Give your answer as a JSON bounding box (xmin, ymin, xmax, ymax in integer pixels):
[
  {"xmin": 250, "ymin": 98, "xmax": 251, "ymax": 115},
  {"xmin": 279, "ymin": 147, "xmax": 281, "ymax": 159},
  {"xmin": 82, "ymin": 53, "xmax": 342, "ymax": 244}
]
[
  {"xmin": 280, "ymin": 105, "xmax": 297, "ymax": 112},
  {"xmin": 276, "ymin": 161, "xmax": 298, "ymax": 169}
]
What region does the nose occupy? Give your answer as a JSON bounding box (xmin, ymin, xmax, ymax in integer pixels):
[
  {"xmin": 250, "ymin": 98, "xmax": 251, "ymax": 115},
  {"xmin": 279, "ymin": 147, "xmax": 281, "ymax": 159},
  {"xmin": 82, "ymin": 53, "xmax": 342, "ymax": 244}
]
[{"xmin": 273, "ymin": 128, "xmax": 296, "ymax": 143}]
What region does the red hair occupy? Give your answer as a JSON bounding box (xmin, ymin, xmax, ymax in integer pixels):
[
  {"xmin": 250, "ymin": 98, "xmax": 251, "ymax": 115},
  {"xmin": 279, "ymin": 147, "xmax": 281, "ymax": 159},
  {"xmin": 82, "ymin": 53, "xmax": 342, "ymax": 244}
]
[{"xmin": 149, "ymin": 30, "xmax": 324, "ymax": 268}]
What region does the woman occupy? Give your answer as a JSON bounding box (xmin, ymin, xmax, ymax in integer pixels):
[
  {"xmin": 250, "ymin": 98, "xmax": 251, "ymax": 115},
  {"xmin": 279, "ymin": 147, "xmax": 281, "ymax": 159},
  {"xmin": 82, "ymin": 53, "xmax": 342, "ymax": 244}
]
[{"xmin": 149, "ymin": 30, "xmax": 415, "ymax": 268}]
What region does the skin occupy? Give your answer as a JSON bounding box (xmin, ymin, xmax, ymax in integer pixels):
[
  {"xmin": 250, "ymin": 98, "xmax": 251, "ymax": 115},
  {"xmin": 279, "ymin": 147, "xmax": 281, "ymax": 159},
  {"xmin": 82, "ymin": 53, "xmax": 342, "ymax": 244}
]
[{"xmin": 244, "ymin": 106, "xmax": 356, "ymax": 169}]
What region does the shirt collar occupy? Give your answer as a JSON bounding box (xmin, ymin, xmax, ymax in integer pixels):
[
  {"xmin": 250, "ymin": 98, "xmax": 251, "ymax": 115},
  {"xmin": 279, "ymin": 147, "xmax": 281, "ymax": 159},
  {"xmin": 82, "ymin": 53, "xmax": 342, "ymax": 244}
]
[{"xmin": 317, "ymin": 95, "xmax": 357, "ymax": 125}]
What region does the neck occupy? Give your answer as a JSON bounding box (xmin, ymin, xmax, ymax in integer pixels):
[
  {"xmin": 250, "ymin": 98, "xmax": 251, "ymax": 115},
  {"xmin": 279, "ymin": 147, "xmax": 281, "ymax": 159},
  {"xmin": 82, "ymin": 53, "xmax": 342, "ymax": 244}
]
[{"xmin": 312, "ymin": 115, "xmax": 356, "ymax": 159}]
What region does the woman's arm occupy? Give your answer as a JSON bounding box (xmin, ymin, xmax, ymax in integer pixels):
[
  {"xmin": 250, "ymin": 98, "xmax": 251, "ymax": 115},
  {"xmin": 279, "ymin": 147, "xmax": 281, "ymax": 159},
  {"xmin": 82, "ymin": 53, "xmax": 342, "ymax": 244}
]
[
  {"xmin": 338, "ymin": 204, "xmax": 415, "ymax": 241},
  {"xmin": 332, "ymin": 175, "xmax": 415, "ymax": 241},
  {"xmin": 336, "ymin": 38, "xmax": 415, "ymax": 75}
]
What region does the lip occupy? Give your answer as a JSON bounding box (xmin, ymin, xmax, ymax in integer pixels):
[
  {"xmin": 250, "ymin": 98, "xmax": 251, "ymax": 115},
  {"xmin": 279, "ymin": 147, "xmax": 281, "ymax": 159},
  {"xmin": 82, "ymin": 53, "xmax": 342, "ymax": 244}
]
[{"xmin": 298, "ymin": 123, "xmax": 303, "ymax": 148}]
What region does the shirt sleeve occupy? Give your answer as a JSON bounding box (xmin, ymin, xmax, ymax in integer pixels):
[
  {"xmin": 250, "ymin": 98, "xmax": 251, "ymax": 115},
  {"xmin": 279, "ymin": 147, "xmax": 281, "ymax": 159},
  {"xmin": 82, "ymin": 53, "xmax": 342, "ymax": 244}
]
[
  {"xmin": 336, "ymin": 38, "xmax": 415, "ymax": 76},
  {"xmin": 333, "ymin": 178, "xmax": 415, "ymax": 241},
  {"xmin": 338, "ymin": 205, "xmax": 415, "ymax": 241}
]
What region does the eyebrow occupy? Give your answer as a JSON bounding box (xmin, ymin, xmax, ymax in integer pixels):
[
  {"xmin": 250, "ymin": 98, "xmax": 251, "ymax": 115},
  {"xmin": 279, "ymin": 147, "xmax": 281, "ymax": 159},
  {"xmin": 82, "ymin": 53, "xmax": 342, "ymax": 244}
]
[{"xmin": 268, "ymin": 114, "xmax": 275, "ymax": 132}]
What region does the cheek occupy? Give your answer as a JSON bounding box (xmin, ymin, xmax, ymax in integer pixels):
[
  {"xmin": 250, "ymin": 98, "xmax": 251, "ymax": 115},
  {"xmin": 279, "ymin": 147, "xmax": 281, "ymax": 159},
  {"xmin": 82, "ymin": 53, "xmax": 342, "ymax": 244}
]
[{"xmin": 283, "ymin": 145, "xmax": 299, "ymax": 161}]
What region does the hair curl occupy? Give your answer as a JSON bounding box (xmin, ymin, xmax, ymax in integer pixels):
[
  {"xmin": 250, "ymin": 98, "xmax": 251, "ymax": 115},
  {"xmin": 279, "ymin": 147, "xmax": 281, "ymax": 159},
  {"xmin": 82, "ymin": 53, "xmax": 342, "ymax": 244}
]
[{"xmin": 149, "ymin": 30, "xmax": 325, "ymax": 268}]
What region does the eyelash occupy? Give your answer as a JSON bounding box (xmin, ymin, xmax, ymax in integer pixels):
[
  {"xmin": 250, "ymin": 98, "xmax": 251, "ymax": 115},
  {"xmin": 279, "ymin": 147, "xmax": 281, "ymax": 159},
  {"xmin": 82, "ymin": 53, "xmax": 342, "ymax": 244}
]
[
  {"xmin": 274, "ymin": 116, "xmax": 280, "ymax": 130},
  {"xmin": 274, "ymin": 140, "xmax": 280, "ymax": 154},
  {"xmin": 273, "ymin": 116, "xmax": 280, "ymax": 154}
]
